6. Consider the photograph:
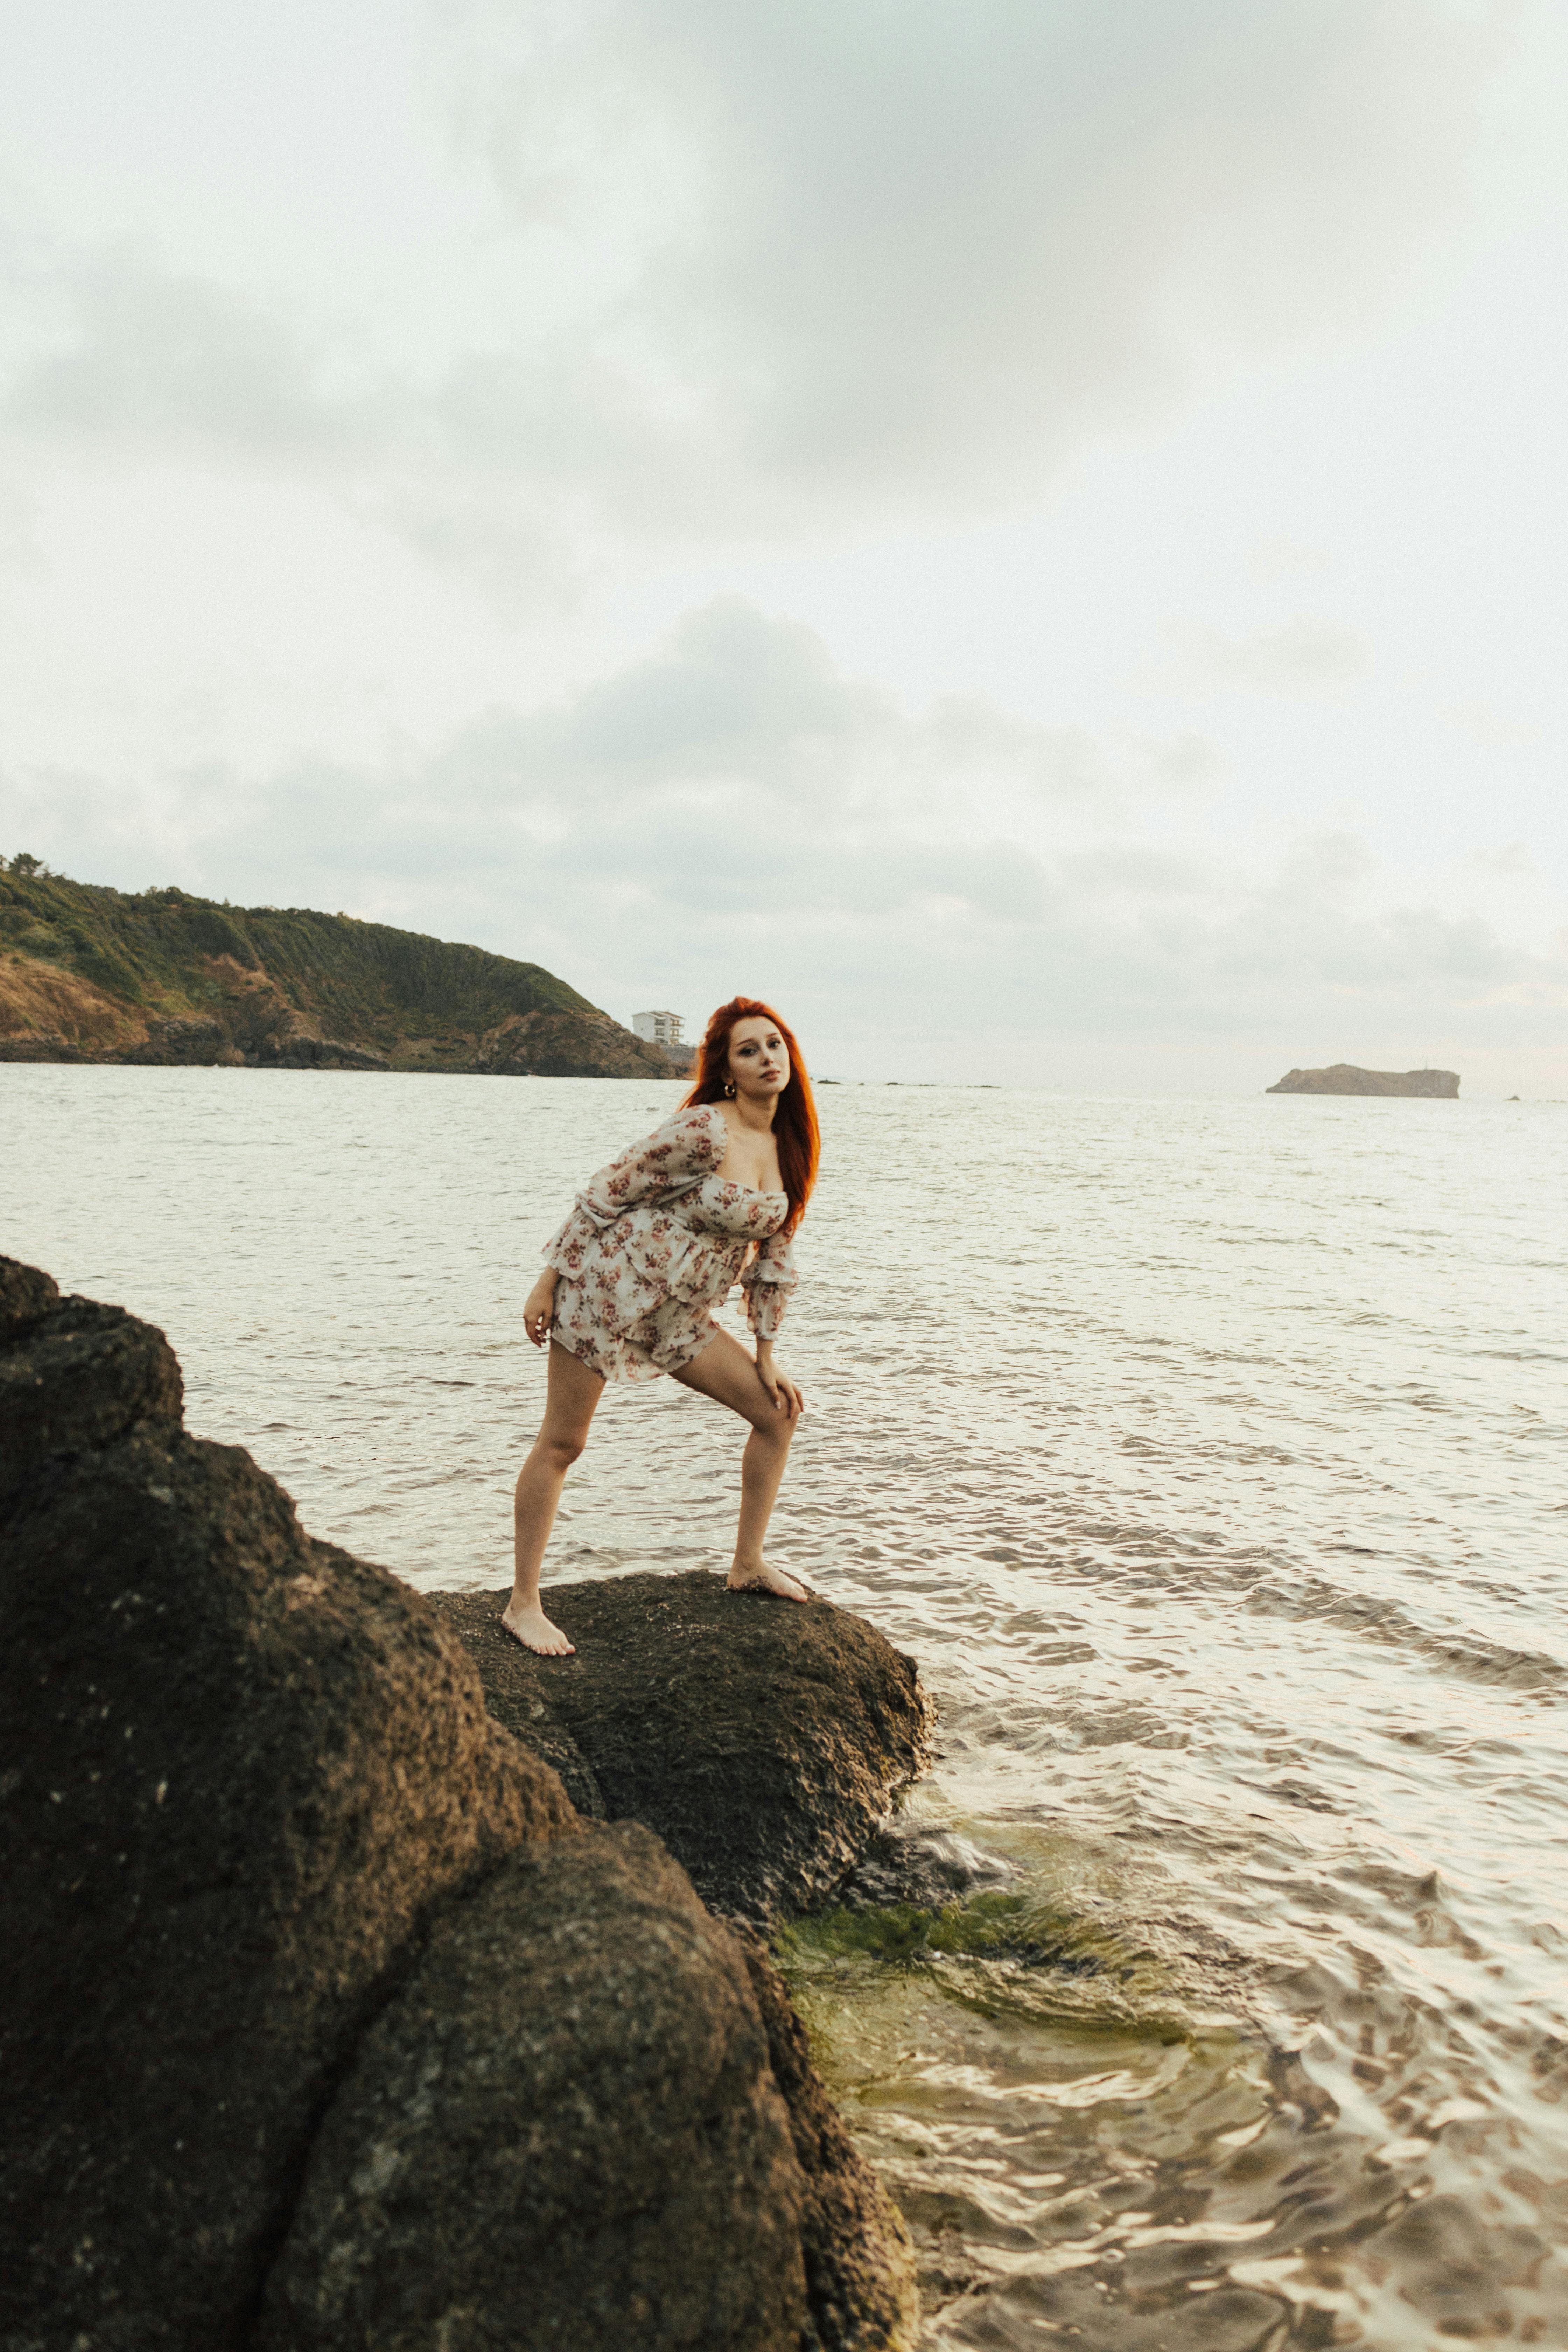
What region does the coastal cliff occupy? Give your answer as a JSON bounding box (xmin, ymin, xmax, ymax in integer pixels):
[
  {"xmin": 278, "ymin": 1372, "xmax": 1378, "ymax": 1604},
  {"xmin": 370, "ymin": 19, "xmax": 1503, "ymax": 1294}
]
[
  {"xmin": 0, "ymin": 1256, "xmax": 923, "ymax": 2351},
  {"xmin": 0, "ymin": 861, "xmax": 676, "ymax": 1078},
  {"xmin": 1267, "ymin": 1063, "xmax": 1460, "ymax": 1098}
]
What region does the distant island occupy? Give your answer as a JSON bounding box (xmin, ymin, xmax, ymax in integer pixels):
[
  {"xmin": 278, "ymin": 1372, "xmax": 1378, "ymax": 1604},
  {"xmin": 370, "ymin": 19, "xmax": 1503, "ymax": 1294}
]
[
  {"xmin": 0, "ymin": 858, "xmax": 678, "ymax": 1079},
  {"xmin": 1267, "ymin": 1064, "xmax": 1460, "ymax": 1099}
]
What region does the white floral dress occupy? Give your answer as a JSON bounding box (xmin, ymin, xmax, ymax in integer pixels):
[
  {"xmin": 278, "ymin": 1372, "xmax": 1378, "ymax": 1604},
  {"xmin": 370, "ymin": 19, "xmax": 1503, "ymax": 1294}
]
[{"xmin": 542, "ymin": 1104, "xmax": 798, "ymax": 1382}]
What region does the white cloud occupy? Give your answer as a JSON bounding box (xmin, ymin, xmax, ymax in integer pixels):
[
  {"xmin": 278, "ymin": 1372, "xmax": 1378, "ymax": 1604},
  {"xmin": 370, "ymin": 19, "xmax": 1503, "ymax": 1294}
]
[
  {"xmin": 0, "ymin": 2, "xmax": 1511, "ymax": 535},
  {"xmin": 4, "ymin": 597, "xmax": 1560, "ymax": 1087},
  {"xmin": 439, "ymin": 4, "xmax": 1491, "ymax": 508},
  {"xmin": 1, "ymin": 261, "xmax": 352, "ymax": 457},
  {"xmin": 0, "ymin": 0, "xmax": 1561, "ymax": 1092},
  {"xmin": 1173, "ymin": 616, "xmax": 1371, "ymax": 694},
  {"xmin": 405, "ymin": 598, "xmax": 1129, "ymax": 823}
]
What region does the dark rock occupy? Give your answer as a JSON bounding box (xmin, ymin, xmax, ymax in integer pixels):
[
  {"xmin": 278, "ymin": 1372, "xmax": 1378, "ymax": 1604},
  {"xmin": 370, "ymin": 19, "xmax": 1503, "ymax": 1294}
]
[
  {"xmin": 1, "ymin": 1268, "xmax": 923, "ymax": 2351},
  {"xmin": 0, "ymin": 1283, "xmax": 184, "ymax": 1508},
  {"xmin": 115, "ymin": 1006, "xmax": 389, "ymax": 1072},
  {"xmin": 252, "ymin": 1025, "xmax": 390, "ymax": 1072},
  {"xmin": 475, "ymin": 1003, "xmax": 675, "ymax": 1079},
  {"xmin": 0, "ymin": 1026, "xmax": 98, "ymax": 1062},
  {"xmin": 119, "ymin": 1012, "xmax": 239, "ymax": 1065},
  {"xmin": 0, "ymin": 1267, "xmax": 577, "ymax": 2351},
  {"xmin": 0, "ymin": 1255, "xmax": 59, "ymax": 1343},
  {"xmin": 259, "ymin": 1824, "xmax": 814, "ymax": 2352},
  {"xmin": 1267, "ymin": 1063, "xmax": 1460, "ymax": 1098},
  {"xmin": 838, "ymin": 1822, "xmax": 1014, "ymax": 1913},
  {"xmin": 734, "ymin": 1932, "xmax": 921, "ymax": 2352},
  {"xmin": 429, "ymin": 1572, "xmax": 934, "ymax": 1923}
]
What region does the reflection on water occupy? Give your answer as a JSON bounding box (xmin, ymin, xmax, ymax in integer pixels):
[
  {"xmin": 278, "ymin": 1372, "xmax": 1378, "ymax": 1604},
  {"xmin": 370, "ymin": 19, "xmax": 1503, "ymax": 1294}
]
[{"xmin": 5, "ymin": 1067, "xmax": 1566, "ymax": 2346}]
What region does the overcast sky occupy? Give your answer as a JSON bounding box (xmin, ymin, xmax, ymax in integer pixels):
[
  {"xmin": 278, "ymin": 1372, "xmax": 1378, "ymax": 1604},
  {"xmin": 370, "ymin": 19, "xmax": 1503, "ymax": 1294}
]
[{"xmin": 1, "ymin": 0, "xmax": 1564, "ymax": 1090}]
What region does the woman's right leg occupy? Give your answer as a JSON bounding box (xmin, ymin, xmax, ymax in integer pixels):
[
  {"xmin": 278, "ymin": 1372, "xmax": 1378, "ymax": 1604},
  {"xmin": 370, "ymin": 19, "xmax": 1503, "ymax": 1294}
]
[{"xmin": 502, "ymin": 1341, "xmax": 607, "ymax": 1656}]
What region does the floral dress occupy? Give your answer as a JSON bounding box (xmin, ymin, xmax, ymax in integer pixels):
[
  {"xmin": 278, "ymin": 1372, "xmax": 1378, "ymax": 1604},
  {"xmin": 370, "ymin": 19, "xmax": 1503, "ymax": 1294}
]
[{"xmin": 542, "ymin": 1104, "xmax": 797, "ymax": 1382}]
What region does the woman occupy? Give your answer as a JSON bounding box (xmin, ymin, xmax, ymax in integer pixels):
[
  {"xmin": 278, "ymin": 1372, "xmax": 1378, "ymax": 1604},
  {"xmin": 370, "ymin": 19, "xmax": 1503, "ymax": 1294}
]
[{"xmin": 502, "ymin": 997, "xmax": 820, "ymax": 1656}]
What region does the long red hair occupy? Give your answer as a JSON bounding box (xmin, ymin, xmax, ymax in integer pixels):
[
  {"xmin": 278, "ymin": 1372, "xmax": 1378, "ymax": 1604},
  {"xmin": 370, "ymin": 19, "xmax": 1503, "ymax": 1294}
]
[{"xmin": 684, "ymin": 997, "xmax": 820, "ymax": 1236}]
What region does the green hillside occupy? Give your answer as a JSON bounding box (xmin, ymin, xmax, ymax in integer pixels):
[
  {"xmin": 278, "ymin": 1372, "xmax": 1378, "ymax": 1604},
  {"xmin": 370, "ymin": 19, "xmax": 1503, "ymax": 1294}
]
[{"xmin": 0, "ymin": 858, "xmax": 676, "ymax": 1079}]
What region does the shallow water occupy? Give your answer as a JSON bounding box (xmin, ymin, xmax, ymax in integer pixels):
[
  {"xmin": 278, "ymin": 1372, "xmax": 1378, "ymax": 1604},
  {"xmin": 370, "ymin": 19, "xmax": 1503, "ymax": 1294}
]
[{"xmin": 6, "ymin": 1066, "xmax": 1566, "ymax": 2348}]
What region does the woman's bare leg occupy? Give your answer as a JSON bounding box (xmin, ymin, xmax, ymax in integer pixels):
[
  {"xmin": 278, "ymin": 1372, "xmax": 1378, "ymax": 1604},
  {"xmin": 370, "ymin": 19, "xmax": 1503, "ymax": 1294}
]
[
  {"xmin": 671, "ymin": 1327, "xmax": 808, "ymax": 1601},
  {"xmin": 502, "ymin": 1341, "xmax": 607, "ymax": 1656}
]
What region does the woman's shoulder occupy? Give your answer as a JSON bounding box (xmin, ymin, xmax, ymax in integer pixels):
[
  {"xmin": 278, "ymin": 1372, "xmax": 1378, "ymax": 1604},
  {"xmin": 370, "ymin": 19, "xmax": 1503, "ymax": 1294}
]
[{"xmin": 637, "ymin": 1101, "xmax": 724, "ymax": 1158}]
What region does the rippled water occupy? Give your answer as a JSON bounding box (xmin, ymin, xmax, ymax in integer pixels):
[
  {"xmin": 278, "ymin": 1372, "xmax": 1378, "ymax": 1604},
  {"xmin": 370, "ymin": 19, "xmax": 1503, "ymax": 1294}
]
[{"xmin": 6, "ymin": 1066, "xmax": 1566, "ymax": 2348}]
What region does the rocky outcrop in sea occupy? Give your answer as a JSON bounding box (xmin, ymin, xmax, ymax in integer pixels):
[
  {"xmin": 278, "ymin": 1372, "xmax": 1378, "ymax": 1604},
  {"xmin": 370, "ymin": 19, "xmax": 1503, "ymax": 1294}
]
[
  {"xmin": 430, "ymin": 1573, "xmax": 930, "ymax": 1924},
  {"xmin": 0, "ymin": 1256, "xmax": 926, "ymax": 2351},
  {"xmin": 1267, "ymin": 1063, "xmax": 1460, "ymax": 1098}
]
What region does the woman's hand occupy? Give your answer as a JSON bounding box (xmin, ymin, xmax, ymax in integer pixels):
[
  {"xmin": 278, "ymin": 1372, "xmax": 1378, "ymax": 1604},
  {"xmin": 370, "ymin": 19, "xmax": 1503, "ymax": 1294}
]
[
  {"xmin": 755, "ymin": 1343, "xmax": 804, "ymax": 1421},
  {"xmin": 524, "ymin": 1271, "xmax": 559, "ymax": 1349}
]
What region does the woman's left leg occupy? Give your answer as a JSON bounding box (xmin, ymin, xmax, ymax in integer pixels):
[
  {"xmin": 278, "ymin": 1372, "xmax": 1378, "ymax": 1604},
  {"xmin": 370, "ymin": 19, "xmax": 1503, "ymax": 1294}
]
[{"xmin": 671, "ymin": 1326, "xmax": 809, "ymax": 1600}]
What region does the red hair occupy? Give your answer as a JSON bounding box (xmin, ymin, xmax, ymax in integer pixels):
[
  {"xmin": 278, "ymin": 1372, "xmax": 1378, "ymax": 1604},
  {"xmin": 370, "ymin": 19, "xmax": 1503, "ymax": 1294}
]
[{"xmin": 684, "ymin": 997, "xmax": 820, "ymax": 1236}]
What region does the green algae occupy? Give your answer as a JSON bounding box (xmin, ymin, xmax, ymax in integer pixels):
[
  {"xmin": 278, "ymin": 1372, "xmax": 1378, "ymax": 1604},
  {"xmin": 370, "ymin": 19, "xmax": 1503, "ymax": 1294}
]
[
  {"xmin": 777, "ymin": 1889, "xmax": 1214, "ymax": 2049},
  {"xmin": 781, "ymin": 1887, "xmax": 1097, "ymax": 1969}
]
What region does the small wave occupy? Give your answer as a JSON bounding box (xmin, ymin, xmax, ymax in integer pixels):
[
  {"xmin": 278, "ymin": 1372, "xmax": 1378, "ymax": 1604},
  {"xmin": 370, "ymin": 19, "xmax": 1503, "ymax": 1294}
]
[{"xmin": 1239, "ymin": 1575, "xmax": 1566, "ymax": 1690}]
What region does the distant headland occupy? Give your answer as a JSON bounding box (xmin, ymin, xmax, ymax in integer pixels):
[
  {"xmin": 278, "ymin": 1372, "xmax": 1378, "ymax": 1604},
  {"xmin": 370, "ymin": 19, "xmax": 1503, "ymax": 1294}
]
[
  {"xmin": 0, "ymin": 859, "xmax": 682, "ymax": 1079},
  {"xmin": 1267, "ymin": 1064, "xmax": 1460, "ymax": 1099}
]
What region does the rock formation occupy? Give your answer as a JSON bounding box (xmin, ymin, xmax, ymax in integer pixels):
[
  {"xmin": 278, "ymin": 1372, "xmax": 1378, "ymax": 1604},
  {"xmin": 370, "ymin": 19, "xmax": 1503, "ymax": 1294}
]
[
  {"xmin": 734, "ymin": 1928, "xmax": 925, "ymax": 2351},
  {"xmin": 474, "ymin": 1003, "xmax": 677, "ymax": 1080},
  {"xmin": 0, "ymin": 864, "xmax": 674, "ymax": 1078},
  {"xmin": 430, "ymin": 1575, "xmax": 932, "ymax": 1923},
  {"xmin": 259, "ymin": 1826, "xmax": 812, "ymax": 2352},
  {"xmin": 1267, "ymin": 1063, "xmax": 1460, "ymax": 1098},
  {"xmin": 0, "ymin": 1256, "xmax": 918, "ymax": 2352}
]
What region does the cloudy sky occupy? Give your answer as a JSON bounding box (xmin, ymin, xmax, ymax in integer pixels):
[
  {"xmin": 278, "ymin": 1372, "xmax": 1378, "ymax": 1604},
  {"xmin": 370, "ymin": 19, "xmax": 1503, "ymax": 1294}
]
[{"xmin": 1, "ymin": 0, "xmax": 1564, "ymax": 1090}]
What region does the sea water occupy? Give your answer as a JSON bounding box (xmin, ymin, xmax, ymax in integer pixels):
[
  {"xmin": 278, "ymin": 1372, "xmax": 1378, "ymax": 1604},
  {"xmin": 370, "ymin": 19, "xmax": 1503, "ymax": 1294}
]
[{"xmin": 5, "ymin": 1066, "xmax": 1565, "ymax": 2348}]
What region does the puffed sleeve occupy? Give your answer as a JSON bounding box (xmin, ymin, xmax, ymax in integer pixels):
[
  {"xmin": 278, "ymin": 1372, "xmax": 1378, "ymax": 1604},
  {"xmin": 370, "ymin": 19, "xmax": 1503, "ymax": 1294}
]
[
  {"xmin": 740, "ymin": 1229, "xmax": 797, "ymax": 1340},
  {"xmin": 544, "ymin": 1106, "xmax": 724, "ymax": 1276}
]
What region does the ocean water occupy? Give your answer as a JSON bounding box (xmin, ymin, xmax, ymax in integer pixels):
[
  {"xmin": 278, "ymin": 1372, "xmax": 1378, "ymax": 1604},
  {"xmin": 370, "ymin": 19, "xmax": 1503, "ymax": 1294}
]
[{"xmin": 5, "ymin": 1065, "xmax": 1566, "ymax": 2349}]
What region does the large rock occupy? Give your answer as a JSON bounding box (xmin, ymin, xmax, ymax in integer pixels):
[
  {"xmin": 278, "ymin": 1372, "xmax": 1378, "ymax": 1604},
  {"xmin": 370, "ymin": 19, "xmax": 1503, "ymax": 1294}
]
[
  {"xmin": 260, "ymin": 1824, "xmax": 813, "ymax": 2352},
  {"xmin": 1267, "ymin": 1063, "xmax": 1460, "ymax": 1097},
  {"xmin": 735, "ymin": 1933, "xmax": 922, "ymax": 2352},
  {"xmin": 429, "ymin": 1573, "xmax": 933, "ymax": 1922},
  {"xmin": 0, "ymin": 1261, "xmax": 920, "ymax": 2352},
  {"xmin": 0, "ymin": 1258, "xmax": 575, "ymax": 2348},
  {"xmin": 0, "ymin": 1271, "xmax": 184, "ymax": 1507},
  {"xmin": 0, "ymin": 1257, "xmax": 58, "ymax": 1341}
]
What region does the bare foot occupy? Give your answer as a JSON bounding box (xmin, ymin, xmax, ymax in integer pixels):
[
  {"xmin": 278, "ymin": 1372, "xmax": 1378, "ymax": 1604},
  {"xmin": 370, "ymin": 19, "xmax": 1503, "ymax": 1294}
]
[
  {"xmin": 727, "ymin": 1562, "xmax": 814, "ymax": 1603},
  {"xmin": 499, "ymin": 1602, "xmax": 576, "ymax": 1657}
]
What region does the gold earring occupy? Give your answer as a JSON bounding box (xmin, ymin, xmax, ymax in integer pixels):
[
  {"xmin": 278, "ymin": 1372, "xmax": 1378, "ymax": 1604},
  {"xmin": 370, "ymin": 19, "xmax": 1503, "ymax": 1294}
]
[{"xmin": 724, "ymin": 1080, "xmax": 736, "ymax": 1098}]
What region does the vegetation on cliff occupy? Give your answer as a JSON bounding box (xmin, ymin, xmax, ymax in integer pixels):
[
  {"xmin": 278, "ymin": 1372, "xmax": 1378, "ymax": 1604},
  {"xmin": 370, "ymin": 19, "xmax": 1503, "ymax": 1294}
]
[{"xmin": 0, "ymin": 855, "xmax": 674, "ymax": 1078}]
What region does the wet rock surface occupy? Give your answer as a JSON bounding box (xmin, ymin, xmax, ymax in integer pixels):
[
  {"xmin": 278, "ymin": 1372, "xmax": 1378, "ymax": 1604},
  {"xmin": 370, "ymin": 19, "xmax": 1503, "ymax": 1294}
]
[
  {"xmin": 734, "ymin": 1932, "xmax": 921, "ymax": 2352},
  {"xmin": 1, "ymin": 1259, "xmax": 921, "ymax": 2352},
  {"xmin": 837, "ymin": 1821, "xmax": 1015, "ymax": 1913},
  {"xmin": 429, "ymin": 1573, "xmax": 934, "ymax": 1923}
]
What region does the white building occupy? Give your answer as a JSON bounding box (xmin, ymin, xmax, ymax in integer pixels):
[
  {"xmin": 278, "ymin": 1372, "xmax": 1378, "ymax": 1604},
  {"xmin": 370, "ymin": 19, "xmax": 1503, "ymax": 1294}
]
[{"xmin": 632, "ymin": 1009, "xmax": 684, "ymax": 1049}]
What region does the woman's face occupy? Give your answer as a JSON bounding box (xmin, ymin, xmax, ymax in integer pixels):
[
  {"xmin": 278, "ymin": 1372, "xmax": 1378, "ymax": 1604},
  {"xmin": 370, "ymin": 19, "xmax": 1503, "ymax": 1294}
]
[{"xmin": 726, "ymin": 1016, "xmax": 790, "ymax": 1101}]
